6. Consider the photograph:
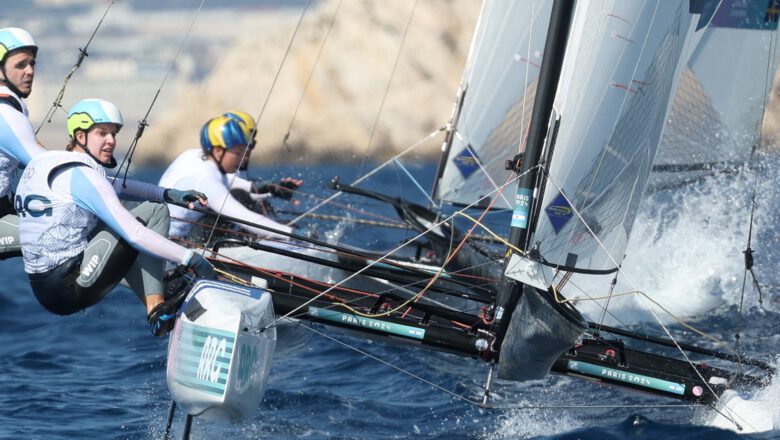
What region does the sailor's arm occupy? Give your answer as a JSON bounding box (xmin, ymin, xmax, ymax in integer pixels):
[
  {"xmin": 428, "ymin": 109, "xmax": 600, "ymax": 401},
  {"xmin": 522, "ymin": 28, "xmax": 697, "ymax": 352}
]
[
  {"xmin": 0, "ymin": 104, "xmax": 45, "ymax": 164},
  {"xmin": 205, "ymin": 182, "xmax": 292, "ymax": 240},
  {"xmin": 70, "ymin": 167, "xmax": 192, "ymax": 264},
  {"xmin": 109, "ymin": 177, "xmax": 207, "ymax": 209}
]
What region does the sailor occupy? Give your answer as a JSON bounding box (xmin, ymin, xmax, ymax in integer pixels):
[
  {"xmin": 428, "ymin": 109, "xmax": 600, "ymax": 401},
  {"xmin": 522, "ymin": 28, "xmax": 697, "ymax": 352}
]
[
  {"xmin": 224, "ymin": 110, "xmax": 302, "ymax": 213},
  {"xmin": 158, "ymin": 110, "xmax": 300, "ymax": 241},
  {"xmin": 0, "ymin": 27, "xmax": 46, "ymax": 259},
  {"xmin": 16, "ymin": 98, "xmax": 213, "ymax": 337}
]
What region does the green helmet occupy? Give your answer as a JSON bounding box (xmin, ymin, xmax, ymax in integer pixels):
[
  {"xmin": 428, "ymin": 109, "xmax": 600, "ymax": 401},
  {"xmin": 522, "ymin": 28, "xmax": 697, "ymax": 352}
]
[{"xmin": 67, "ymin": 98, "xmax": 124, "ymax": 139}]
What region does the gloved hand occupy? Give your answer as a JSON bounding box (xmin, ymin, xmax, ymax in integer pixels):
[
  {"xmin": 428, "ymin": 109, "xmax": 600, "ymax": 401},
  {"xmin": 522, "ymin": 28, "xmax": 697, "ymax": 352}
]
[
  {"xmin": 251, "ymin": 177, "xmax": 302, "ymax": 199},
  {"xmin": 184, "ymin": 252, "xmax": 216, "ymax": 280},
  {"xmin": 147, "ymin": 299, "xmax": 179, "ymax": 337},
  {"xmin": 146, "ymin": 284, "xmax": 192, "ymax": 337},
  {"xmin": 164, "ymin": 188, "xmax": 208, "ymax": 209}
]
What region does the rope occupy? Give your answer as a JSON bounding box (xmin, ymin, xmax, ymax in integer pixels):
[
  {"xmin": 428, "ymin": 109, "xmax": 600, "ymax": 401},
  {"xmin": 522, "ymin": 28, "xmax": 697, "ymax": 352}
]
[
  {"xmin": 357, "ymin": 0, "xmax": 421, "ymax": 174},
  {"xmin": 734, "ymin": 18, "xmax": 777, "ymax": 348},
  {"xmin": 205, "ymin": 0, "xmax": 313, "ymax": 249},
  {"xmin": 113, "ymin": 0, "xmax": 206, "ymax": 184},
  {"xmin": 281, "ymin": 0, "xmax": 343, "ymax": 151},
  {"xmin": 290, "ymin": 127, "xmax": 445, "ymax": 225},
  {"xmin": 266, "ymin": 169, "xmax": 528, "ymax": 328},
  {"xmin": 35, "ymin": 1, "xmax": 114, "ymax": 133}
]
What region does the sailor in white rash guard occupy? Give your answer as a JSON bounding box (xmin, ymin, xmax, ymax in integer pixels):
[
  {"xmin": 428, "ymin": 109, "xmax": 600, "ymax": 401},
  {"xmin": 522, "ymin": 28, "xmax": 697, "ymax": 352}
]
[
  {"xmin": 0, "ymin": 27, "xmax": 46, "ymax": 258},
  {"xmin": 16, "ymin": 99, "xmax": 212, "ymax": 337},
  {"xmin": 159, "ymin": 110, "xmax": 300, "ymax": 241}
]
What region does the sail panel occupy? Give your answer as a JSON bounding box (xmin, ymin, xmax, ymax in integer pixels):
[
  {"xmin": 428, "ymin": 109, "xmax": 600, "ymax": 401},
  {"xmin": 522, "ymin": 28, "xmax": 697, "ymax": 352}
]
[
  {"xmin": 653, "ymin": 0, "xmax": 780, "ymax": 183},
  {"xmin": 435, "ymin": 0, "xmax": 553, "ymax": 209},
  {"xmin": 532, "ymin": 1, "xmax": 693, "ymax": 273}
]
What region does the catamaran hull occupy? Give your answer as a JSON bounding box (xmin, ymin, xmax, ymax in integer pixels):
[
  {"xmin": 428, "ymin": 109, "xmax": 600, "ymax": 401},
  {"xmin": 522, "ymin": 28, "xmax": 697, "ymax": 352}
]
[{"xmin": 166, "ymin": 280, "xmax": 276, "ymax": 422}]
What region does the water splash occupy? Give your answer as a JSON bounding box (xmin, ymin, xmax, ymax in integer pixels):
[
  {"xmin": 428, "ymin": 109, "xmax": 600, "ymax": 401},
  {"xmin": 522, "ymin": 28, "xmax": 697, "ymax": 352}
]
[{"xmin": 575, "ymin": 155, "xmax": 780, "ymax": 325}]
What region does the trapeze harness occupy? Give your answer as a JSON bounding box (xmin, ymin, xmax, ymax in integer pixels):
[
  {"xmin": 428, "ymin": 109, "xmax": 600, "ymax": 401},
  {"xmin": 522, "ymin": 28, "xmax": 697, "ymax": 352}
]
[
  {"xmin": 16, "ymin": 151, "xmax": 194, "ymax": 315},
  {"xmin": 0, "ymin": 86, "xmax": 45, "ymax": 258}
]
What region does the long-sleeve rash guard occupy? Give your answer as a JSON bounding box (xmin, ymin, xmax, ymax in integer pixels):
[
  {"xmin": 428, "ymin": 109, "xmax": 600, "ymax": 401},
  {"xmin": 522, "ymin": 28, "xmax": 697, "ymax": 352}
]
[
  {"xmin": 159, "ymin": 149, "xmax": 291, "ymax": 240},
  {"xmin": 0, "ymin": 86, "xmax": 45, "ymax": 197},
  {"xmin": 16, "ymin": 151, "xmax": 191, "ymax": 274}
]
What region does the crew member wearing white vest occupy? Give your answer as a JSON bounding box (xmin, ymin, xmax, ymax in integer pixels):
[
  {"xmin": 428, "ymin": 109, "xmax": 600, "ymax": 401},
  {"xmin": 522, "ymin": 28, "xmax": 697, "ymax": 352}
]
[
  {"xmin": 16, "ymin": 99, "xmax": 212, "ymax": 337},
  {"xmin": 0, "ymin": 27, "xmax": 46, "ymax": 259},
  {"xmin": 158, "ymin": 110, "xmax": 300, "ymax": 241}
]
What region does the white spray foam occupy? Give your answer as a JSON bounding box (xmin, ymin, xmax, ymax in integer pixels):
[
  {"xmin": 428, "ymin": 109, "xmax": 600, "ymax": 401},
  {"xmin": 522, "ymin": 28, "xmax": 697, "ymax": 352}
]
[{"xmin": 571, "ymin": 162, "xmax": 778, "ymax": 325}]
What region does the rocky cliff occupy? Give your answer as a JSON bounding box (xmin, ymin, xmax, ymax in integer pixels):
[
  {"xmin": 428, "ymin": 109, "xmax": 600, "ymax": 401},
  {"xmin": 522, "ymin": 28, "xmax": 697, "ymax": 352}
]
[
  {"xmin": 139, "ymin": 0, "xmax": 780, "ymax": 164},
  {"xmin": 141, "ymin": 0, "xmax": 481, "ymax": 164}
]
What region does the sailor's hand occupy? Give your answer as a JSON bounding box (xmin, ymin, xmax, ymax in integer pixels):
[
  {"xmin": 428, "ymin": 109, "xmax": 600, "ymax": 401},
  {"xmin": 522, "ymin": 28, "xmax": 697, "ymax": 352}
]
[
  {"xmin": 147, "ymin": 301, "xmax": 178, "ymax": 337},
  {"xmin": 184, "ymin": 251, "xmax": 216, "ymax": 280},
  {"xmin": 164, "ymin": 188, "xmax": 208, "ymax": 209},
  {"xmin": 251, "ymin": 178, "xmax": 302, "ymax": 199},
  {"xmin": 274, "ymin": 177, "xmax": 302, "ymax": 199}
]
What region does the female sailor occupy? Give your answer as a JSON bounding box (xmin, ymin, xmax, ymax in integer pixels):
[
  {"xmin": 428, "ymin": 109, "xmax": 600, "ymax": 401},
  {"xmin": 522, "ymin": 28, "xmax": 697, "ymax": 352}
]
[
  {"xmin": 158, "ymin": 110, "xmax": 299, "ymax": 241},
  {"xmin": 0, "ymin": 27, "xmax": 46, "ymax": 258},
  {"xmin": 16, "ymin": 98, "xmax": 212, "ymax": 337}
]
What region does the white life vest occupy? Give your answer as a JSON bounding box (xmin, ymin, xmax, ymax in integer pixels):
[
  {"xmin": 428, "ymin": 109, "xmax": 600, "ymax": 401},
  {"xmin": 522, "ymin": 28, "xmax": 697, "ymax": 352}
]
[
  {"xmin": 16, "ymin": 151, "xmax": 104, "ymax": 273},
  {"xmin": 0, "ymin": 86, "xmax": 29, "ymax": 198},
  {"xmin": 158, "ymin": 149, "xmax": 223, "ymax": 238}
]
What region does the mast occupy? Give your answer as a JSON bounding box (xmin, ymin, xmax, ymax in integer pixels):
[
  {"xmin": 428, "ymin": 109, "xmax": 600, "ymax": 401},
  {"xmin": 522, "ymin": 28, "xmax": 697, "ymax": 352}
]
[{"xmin": 492, "ymin": 0, "xmax": 575, "ymax": 355}]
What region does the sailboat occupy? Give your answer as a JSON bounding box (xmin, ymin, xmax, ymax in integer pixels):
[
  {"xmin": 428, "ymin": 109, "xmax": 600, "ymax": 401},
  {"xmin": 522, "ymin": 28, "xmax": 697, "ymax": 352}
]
[{"xmin": 162, "ymin": 0, "xmax": 778, "ymax": 434}]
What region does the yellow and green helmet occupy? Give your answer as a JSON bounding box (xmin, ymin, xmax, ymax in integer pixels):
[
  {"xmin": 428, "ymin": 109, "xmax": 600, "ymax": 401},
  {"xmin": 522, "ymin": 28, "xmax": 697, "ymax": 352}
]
[{"xmin": 67, "ymin": 98, "xmax": 124, "ymax": 139}]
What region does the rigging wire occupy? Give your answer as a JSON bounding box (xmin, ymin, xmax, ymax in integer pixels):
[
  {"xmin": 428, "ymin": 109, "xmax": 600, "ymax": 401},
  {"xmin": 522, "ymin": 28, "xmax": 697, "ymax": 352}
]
[
  {"xmin": 734, "ymin": 15, "xmax": 778, "ymax": 350},
  {"xmin": 290, "ymin": 127, "xmax": 445, "ymax": 224},
  {"xmin": 392, "ymin": 157, "xmax": 436, "ymax": 207},
  {"xmin": 35, "ymin": 1, "xmax": 114, "ymax": 134},
  {"xmin": 204, "ymin": 0, "xmax": 312, "ymax": 248},
  {"xmin": 357, "ymin": 0, "xmax": 421, "ymax": 176},
  {"xmin": 281, "ymin": 0, "xmax": 343, "ymax": 151},
  {"xmin": 113, "ymin": 0, "xmax": 206, "ymax": 185},
  {"xmin": 266, "ymin": 169, "xmax": 528, "ymax": 328}
]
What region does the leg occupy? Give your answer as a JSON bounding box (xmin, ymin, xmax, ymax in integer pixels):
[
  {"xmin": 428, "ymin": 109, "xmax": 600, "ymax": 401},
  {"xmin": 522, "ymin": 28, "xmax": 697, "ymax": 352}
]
[
  {"xmin": 119, "ymin": 202, "xmax": 171, "ymax": 313},
  {"xmin": 74, "ymin": 223, "xmax": 140, "ymax": 310}
]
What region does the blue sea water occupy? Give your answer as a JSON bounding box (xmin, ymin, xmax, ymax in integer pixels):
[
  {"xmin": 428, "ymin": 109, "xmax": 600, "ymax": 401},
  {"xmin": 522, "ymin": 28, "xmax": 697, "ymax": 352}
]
[{"xmin": 1, "ymin": 160, "xmax": 779, "ymax": 439}]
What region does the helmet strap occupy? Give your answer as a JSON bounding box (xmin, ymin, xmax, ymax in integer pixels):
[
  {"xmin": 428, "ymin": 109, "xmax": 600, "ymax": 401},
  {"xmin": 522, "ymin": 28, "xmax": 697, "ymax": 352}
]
[{"xmin": 213, "ymin": 151, "xmax": 228, "ymax": 175}]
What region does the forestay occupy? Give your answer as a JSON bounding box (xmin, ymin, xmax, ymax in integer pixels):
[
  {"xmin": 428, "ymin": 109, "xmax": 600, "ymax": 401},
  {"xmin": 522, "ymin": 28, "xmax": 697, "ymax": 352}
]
[{"xmin": 434, "ymin": 0, "xmax": 553, "ymax": 209}]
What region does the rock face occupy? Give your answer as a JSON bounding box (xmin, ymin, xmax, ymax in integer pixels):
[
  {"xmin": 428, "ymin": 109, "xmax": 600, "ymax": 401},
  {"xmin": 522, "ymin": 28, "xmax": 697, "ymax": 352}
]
[
  {"xmin": 763, "ymin": 69, "xmax": 780, "ymax": 149},
  {"xmin": 136, "ymin": 0, "xmax": 780, "ymax": 164},
  {"xmin": 142, "ymin": 0, "xmax": 481, "ymax": 164}
]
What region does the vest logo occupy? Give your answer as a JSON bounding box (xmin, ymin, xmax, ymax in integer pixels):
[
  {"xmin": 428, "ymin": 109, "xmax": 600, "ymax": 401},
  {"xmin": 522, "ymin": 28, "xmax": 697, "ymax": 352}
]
[
  {"xmin": 81, "ymin": 255, "xmax": 100, "ymax": 278},
  {"xmin": 14, "ymin": 194, "xmax": 53, "ymax": 217},
  {"xmin": 0, "ymin": 236, "xmax": 14, "ymax": 246}
]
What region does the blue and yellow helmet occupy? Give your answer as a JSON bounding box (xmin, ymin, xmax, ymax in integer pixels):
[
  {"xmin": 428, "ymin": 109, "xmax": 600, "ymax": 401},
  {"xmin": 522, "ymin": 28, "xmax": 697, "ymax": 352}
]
[
  {"xmin": 200, "ymin": 114, "xmax": 254, "ymax": 154},
  {"xmin": 222, "ymin": 110, "xmax": 257, "ymax": 149},
  {"xmin": 0, "ymin": 27, "xmax": 37, "ymax": 65},
  {"xmin": 67, "ymin": 98, "xmax": 124, "ymax": 139}
]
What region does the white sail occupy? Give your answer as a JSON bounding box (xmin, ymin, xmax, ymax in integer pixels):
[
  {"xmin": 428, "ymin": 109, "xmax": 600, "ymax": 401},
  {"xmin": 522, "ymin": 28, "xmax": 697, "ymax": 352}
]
[
  {"xmin": 434, "ymin": 0, "xmax": 553, "ymax": 209},
  {"xmin": 653, "ymin": 0, "xmax": 780, "ymax": 184},
  {"xmin": 529, "ymin": 1, "xmax": 694, "ymax": 274}
]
